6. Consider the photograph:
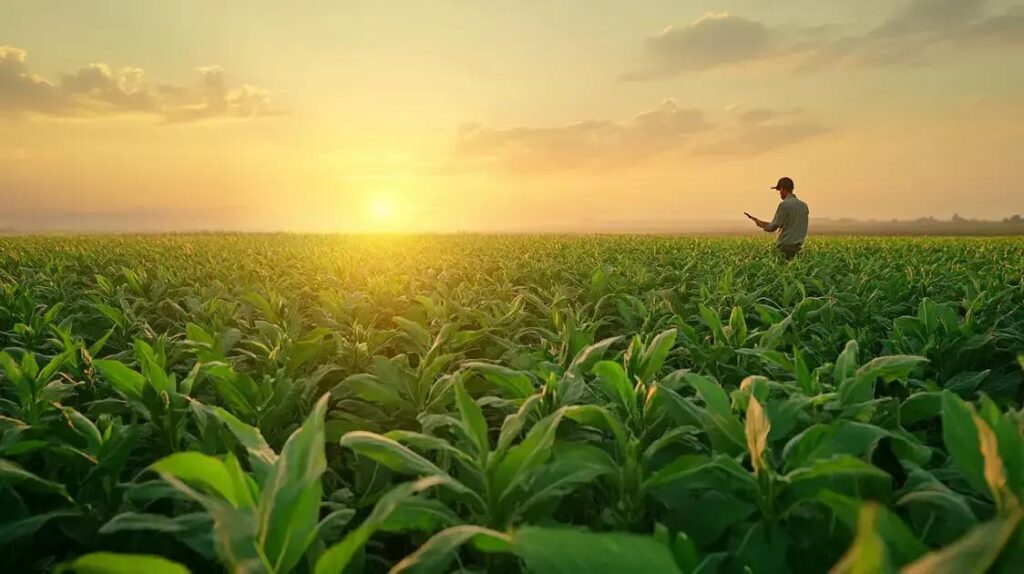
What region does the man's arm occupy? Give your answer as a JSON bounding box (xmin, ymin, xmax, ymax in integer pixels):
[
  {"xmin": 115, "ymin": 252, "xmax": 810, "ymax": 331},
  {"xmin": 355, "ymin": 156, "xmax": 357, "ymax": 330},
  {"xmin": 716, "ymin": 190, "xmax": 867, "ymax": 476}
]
[{"xmin": 763, "ymin": 204, "xmax": 785, "ymax": 232}]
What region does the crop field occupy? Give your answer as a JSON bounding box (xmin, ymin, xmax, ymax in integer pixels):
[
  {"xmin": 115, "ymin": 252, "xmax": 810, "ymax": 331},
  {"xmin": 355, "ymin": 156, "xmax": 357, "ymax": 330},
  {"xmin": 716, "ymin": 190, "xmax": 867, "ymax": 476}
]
[{"xmin": 1, "ymin": 234, "xmax": 1023, "ymax": 574}]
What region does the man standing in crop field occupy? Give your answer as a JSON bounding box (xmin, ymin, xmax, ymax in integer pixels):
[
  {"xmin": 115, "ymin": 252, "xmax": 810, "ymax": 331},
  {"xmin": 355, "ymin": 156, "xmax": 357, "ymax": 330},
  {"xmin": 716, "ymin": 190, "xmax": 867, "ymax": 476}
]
[{"xmin": 746, "ymin": 177, "xmax": 809, "ymax": 261}]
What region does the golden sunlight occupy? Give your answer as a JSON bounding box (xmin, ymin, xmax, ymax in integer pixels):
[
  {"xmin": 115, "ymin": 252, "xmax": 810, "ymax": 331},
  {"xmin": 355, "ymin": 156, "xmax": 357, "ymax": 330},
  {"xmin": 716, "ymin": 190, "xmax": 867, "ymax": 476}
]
[
  {"xmin": 369, "ymin": 197, "xmax": 396, "ymax": 221},
  {"xmin": 363, "ymin": 194, "xmax": 403, "ymax": 232}
]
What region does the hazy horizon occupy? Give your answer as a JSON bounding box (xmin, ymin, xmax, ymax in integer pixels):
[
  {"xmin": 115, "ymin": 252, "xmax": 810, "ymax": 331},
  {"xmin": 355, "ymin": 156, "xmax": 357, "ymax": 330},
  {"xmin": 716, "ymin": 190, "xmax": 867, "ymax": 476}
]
[{"xmin": 3, "ymin": 1, "xmax": 1024, "ymax": 232}]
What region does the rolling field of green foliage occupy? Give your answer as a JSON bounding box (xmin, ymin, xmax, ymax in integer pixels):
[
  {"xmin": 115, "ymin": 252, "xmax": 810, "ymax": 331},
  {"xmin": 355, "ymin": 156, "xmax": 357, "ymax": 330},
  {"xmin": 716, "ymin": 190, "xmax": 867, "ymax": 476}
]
[{"xmin": 2, "ymin": 234, "xmax": 1024, "ymax": 574}]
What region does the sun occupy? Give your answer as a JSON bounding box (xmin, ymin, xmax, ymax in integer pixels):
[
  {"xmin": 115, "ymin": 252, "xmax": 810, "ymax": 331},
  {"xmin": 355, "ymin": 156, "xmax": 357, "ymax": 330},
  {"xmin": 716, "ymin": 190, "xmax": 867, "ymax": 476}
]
[{"xmin": 369, "ymin": 197, "xmax": 396, "ymax": 222}]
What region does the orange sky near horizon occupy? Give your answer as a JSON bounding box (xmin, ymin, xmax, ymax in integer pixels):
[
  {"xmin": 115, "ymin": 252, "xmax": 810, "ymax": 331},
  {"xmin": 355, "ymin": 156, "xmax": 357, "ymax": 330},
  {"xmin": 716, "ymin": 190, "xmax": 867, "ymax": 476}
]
[{"xmin": 2, "ymin": 1, "xmax": 1024, "ymax": 232}]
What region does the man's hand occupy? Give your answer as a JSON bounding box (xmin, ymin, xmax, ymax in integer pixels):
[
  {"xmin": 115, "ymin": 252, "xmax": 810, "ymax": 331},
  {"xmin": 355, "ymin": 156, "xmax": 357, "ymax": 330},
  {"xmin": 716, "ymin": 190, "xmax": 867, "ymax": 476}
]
[{"xmin": 745, "ymin": 212, "xmax": 768, "ymax": 229}]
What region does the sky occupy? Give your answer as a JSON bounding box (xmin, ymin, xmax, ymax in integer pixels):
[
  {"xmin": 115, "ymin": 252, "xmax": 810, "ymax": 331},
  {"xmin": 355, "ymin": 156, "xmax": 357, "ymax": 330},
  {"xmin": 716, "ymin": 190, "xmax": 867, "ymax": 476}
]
[{"xmin": 2, "ymin": 0, "xmax": 1024, "ymax": 232}]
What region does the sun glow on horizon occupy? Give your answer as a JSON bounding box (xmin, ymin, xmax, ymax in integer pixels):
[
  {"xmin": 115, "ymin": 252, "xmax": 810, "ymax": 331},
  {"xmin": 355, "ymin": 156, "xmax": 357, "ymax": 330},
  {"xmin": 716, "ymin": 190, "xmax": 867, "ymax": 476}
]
[
  {"xmin": 363, "ymin": 194, "xmax": 405, "ymax": 232},
  {"xmin": 369, "ymin": 197, "xmax": 396, "ymax": 220}
]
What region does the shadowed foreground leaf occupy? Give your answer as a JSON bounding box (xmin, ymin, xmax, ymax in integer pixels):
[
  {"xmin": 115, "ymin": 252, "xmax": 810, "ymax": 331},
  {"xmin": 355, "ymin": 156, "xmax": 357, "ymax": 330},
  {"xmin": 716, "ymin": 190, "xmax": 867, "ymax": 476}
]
[{"xmin": 59, "ymin": 552, "xmax": 190, "ymax": 574}]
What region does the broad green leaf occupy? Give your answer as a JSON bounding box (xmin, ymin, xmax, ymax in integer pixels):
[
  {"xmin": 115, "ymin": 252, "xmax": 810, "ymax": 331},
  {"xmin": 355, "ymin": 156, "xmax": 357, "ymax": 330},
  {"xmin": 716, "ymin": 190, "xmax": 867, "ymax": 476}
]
[
  {"xmin": 495, "ymin": 394, "xmax": 542, "ymax": 454},
  {"xmin": 0, "ymin": 352, "xmax": 27, "ymax": 397},
  {"xmin": 391, "ymin": 526, "xmax": 513, "ymax": 574},
  {"xmin": 463, "ymin": 362, "xmax": 534, "ymax": 399},
  {"xmin": 786, "ymin": 455, "xmax": 890, "ymax": 484},
  {"xmin": 315, "ymin": 477, "xmax": 446, "ymax": 574},
  {"xmin": 727, "ymin": 308, "xmax": 747, "ymax": 345},
  {"xmin": 681, "ymin": 373, "xmax": 745, "ymax": 456},
  {"xmin": 897, "ymin": 489, "xmax": 977, "ymax": 543},
  {"xmin": 645, "ymin": 455, "xmax": 758, "ymax": 508},
  {"xmin": 493, "ymin": 408, "xmax": 566, "ymax": 500},
  {"xmin": 258, "ymin": 393, "xmax": 329, "ymax": 574},
  {"xmin": 93, "ymin": 360, "xmax": 146, "ymax": 400},
  {"xmin": 794, "ymin": 347, "xmax": 815, "ymax": 394},
  {"xmin": 766, "ymin": 395, "xmax": 810, "ymax": 442},
  {"xmin": 0, "ymin": 509, "xmax": 79, "ymax": 545},
  {"xmin": 338, "ymin": 373, "xmax": 403, "ymax": 407},
  {"xmin": 564, "ymin": 404, "xmax": 627, "ymax": 450},
  {"xmin": 151, "ymin": 452, "xmax": 241, "ymax": 507},
  {"xmin": 782, "ymin": 421, "xmax": 888, "ymax": 472},
  {"xmin": 972, "ymin": 411, "xmax": 1018, "ymax": 514},
  {"xmin": 513, "ymin": 527, "xmax": 682, "ymax": 573},
  {"xmin": 698, "ymin": 304, "xmax": 725, "ymax": 344},
  {"xmin": 21, "ymin": 352, "xmax": 39, "ymax": 380},
  {"xmin": 833, "ymin": 340, "xmax": 859, "ymax": 383},
  {"xmin": 0, "ymin": 458, "xmax": 72, "ymax": 501},
  {"xmin": 100, "ymin": 512, "xmax": 210, "ymax": 535},
  {"xmin": 88, "ymin": 329, "xmax": 115, "ymax": 357},
  {"xmin": 340, "ymin": 431, "xmax": 484, "ymax": 509},
  {"xmin": 736, "ymin": 348, "xmax": 793, "ymax": 371},
  {"xmin": 185, "ymin": 322, "xmax": 215, "ymax": 347},
  {"xmin": 784, "ymin": 455, "xmax": 891, "ymax": 504},
  {"xmin": 567, "ymin": 336, "xmax": 623, "ymax": 377},
  {"xmin": 60, "ymin": 552, "xmax": 190, "ymax": 574},
  {"xmin": 829, "ymin": 503, "xmax": 894, "ymax": 574},
  {"xmin": 383, "ymin": 430, "xmax": 474, "ymax": 463},
  {"xmin": 591, "ymin": 360, "xmax": 636, "ymax": 413},
  {"xmin": 988, "ymin": 403, "xmax": 1024, "ymax": 501},
  {"xmin": 941, "ymin": 392, "xmax": 988, "ymax": 496},
  {"xmin": 838, "ymin": 373, "xmax": 875, "ymax": 405},
  {"xmin": 903, "ymin": 513, "xmax": 1022, "ymax": 574},
  {"xmin": 223, "ymin": 453, "xmax": 258, "ymax": 509},
  {"xmin": 208, "ymin": 405, "xmax": 277, "ymax": 480},
  {"xmin": 378, "ymin": 497, "xmax": 462, "ymax": 534},
  {"xmin": 511, "ymin": 443, "xmax": 615, "ymax": 520},
  {"xmin": 642, "ymin": 454, "xmax": 712, "ymax": 491},
  {"xmin": 817, "ymin": 491, "xmax": 927, "ymax": 565},
  {"xmin": 38, "ymin": 349, "xmax": 72, "ymax": 385},
  {"xmin": 639, "ymin": 328, "xmax": 677, "ymax": 382},
  {"xmin": 394, "ymin": 316, "xmax": 432, "ymax": 353},
  {"xmin": 61, "ymin": 406, "xmax": 103, "ymax": 452},
  {"xmin": 454, "ymin": 379, "xmax": 489, "ymax": 458},
  {"xmin": 341, "ymin": 431, "xmax": 448, "ymax": 477},
  {"xmin": 856, "ymin": 355, "xmax": 928, "ymax": 384},
  {"xmin": 318, "ymin": 508, "xmax": 357, "ymax": 543},
  {"xmin": 134, "ymin": 339, "xmax": 173, "ymax": 394},
  {"xmin": 654, "ymin": 523, "xmax": 700, "ymax": 574},
  {"xmin": 841, "ymin": 355, "xmax": 927, "ymax": 406},
  {"xmin": 944, "ymin": 370, "xmax": 990, "ymax": 396},
  {"xmin": 643, "ymin": 425, "xmax": 701, "ymax": 464},
  {"xmin": 901, "ymin": 392, "xmax": 943, "ymax": 426}
]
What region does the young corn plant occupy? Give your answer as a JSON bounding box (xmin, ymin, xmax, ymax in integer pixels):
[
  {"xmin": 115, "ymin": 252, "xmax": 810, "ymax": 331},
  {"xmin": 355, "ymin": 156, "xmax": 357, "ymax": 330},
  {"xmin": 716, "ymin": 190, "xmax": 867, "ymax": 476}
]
[
  {"xmin": 127, "ymin": 394, "xmax": 331, "ymax": 573},
  {"xmin": 337, "ymin": 377, "xmax": 610, "ymax": 532}
]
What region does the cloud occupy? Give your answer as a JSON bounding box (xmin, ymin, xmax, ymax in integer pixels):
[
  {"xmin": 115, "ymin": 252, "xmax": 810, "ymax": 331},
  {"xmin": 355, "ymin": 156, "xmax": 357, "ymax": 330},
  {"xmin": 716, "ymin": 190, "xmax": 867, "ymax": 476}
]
[
  {"xmin": 956, "ymin": 6, "xmax": 1024, "ymax": 46},
  {"xmin": 629, "ymin": 1, "xmax": 1024, "ymax": 77},
  {"xmin": 161, "ymin": 66, "xmax": 277, "ymax": 123},
  {"xmin": 693, "ymin": 107, "xmax": 829, "ymax": 156},
  {"xmin": 0, "ymin": 46, "xmax": 279, "ymax": 122},
  {"xmin": 628, "ymin": 13, "xmax": 784, "ymax": 77},
  {"xmin": 452, "ymin": 100, "xmax": 827, "ymax": 173},
  {"xmin": 871, "ymin": 0, "xmax": 989, "ymax": 38},
  {"xmin": 0, "ymin": 47, "xmax": 68, "ymax": 114}
]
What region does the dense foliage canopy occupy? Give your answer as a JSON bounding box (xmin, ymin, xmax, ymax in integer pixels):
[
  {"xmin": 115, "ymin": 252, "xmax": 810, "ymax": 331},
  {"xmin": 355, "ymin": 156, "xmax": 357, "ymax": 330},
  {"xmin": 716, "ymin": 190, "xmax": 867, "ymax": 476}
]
[{"xmin": 1, "ymin": 235, "xmax": 1023, "ymax": 573}]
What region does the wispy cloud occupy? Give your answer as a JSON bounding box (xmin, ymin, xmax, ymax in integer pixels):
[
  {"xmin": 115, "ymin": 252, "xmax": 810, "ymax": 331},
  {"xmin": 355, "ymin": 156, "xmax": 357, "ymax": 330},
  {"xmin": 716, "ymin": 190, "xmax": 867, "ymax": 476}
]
[
  {"xmin": 450, "ymin": 100, "xmax": 828, "ymax": 174},
  {"xmin": 626, "ymin": 0, "xmax": 1024, "ymax": 79},
  {"xmin": 0, "ymin": 46, "xmax": 280, "ymax": 122}
]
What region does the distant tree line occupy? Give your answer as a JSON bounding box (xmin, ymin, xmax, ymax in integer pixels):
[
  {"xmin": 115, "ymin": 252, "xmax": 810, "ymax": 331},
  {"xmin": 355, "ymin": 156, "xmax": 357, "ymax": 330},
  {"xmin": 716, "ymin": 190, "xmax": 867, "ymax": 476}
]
[{"xmin": 929, "ymin": 214, "xmax": 1024, "ymax": 224}]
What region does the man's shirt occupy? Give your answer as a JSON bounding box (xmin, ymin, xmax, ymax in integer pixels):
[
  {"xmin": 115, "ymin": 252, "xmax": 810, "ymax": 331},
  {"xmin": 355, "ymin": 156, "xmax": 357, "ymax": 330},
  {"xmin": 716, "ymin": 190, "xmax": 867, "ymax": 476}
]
[{"xmin": 764, "ymin": 194, "xmax": 809, "ymax": 247}]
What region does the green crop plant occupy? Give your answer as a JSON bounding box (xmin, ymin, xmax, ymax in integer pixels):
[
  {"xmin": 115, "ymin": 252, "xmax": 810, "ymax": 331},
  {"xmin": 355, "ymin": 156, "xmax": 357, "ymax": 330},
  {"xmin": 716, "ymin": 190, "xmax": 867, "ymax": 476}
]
[{"xmin": 0, "ymin": 234, "xmax": 1022, "ymax": 573}]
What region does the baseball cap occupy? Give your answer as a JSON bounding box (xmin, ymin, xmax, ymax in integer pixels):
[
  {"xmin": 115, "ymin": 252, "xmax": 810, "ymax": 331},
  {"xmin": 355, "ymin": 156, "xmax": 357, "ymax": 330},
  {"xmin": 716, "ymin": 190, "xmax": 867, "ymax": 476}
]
[{"xmin": 771, "ymin": 177, "xmax": 794, "ymax": 191}]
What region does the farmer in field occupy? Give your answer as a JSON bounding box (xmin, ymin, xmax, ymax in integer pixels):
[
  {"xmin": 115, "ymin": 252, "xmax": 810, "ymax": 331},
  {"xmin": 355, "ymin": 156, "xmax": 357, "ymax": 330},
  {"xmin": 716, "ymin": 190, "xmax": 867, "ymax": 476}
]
[{"xmin": 746, "ymin": 177, "xmax": 809, "ymax": 261}]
